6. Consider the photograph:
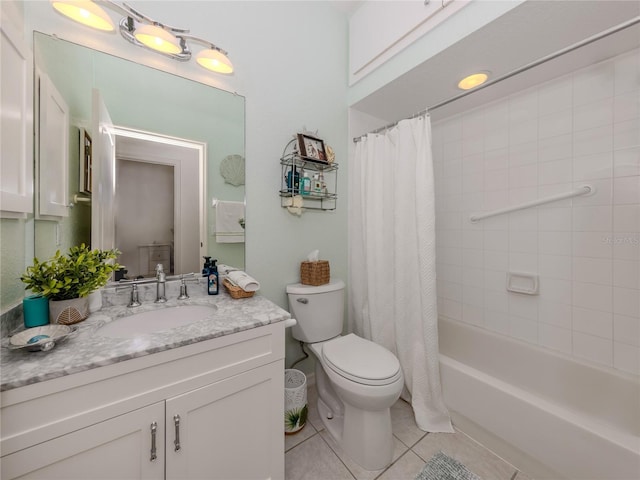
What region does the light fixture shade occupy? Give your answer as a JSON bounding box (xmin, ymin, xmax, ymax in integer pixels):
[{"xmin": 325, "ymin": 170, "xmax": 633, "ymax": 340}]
[
  {"xmin": 196, "ymin": 48, "xmax": 234, "ymax": 74},
  {"xmin": 457, "ymin": 72, "xmax": 489, "ymax": 90},
  {"xmin": 50, "ymin": 0, "xmax": 114, "ymax": 31},
  {"xmin": 134, "ymin": 24, "xmax": 182, "ymax": 55}
]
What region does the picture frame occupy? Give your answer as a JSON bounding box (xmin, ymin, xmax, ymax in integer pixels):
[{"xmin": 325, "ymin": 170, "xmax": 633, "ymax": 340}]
[
  {"xmin": 79, "ymin": 128, "xmax": 92, "ymax": 194},
  {"xmin": 297, "ymin": 133, "xmax": 327, "ymax": 163}
]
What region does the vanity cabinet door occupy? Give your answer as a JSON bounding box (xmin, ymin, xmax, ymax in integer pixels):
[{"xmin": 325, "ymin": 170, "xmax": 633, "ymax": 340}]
[
  {"xmin": 1, "ymin": 402, "xmax": 164, "ymax": 480},
  {"xmin": 166, "ymin": 360, "xmax": 284, "ymax": 480}
]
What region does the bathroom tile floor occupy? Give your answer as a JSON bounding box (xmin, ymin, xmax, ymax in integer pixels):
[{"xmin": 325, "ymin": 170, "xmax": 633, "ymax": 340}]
[{"xmin": 285, "ymin": 385, "xmax": 531, "ymax": 480}]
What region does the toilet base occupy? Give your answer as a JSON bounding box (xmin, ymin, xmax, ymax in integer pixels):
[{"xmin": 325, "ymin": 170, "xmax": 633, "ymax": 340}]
[
  {"xmin": 342, "ymin": 403, "xmax": 394, "ymax": 471},
  {"xmin": 317, "ymin": 396, "xmax": 344, "ymax": 442},
  {"xmin": 317, "ymin": 397, "xmax": 394, "ymax": 471},
  {"xmin": 309, "ymin": 340, "xmax": 399, "ymax": 471}
]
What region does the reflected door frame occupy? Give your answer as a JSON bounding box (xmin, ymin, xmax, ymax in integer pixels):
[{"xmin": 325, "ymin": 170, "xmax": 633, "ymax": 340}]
[{"xmin": 112, "ymin": 127, "xmax": 206, "ymax": 275}]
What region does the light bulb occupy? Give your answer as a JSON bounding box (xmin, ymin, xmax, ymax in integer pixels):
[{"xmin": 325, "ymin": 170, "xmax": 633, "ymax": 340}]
[
  {"xmin": 134, "ymin": 24, "xmax": 181, "ymax": 55},
  {"xmin": 458, "ymin": 72, "xmax": 490, "ymax": 90},
  {"xmin": 196, "ymin": 48, "xmax": 233, "ymax": 74},
  {"xmin": 50, "ymin": 0, "xmax": 114, "ymax": 31}
]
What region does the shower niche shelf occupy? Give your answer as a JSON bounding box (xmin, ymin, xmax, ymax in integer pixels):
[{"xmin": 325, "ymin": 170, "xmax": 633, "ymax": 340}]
[{"xmin": 279, "ymin": 153, "xmax": 338, "ymax": 211}]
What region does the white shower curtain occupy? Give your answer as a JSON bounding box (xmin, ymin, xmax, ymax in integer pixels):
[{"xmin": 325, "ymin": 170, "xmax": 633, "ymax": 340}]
[{"xmin": 348, "ymin": 115, "xmax": 453, "ymax": 433}]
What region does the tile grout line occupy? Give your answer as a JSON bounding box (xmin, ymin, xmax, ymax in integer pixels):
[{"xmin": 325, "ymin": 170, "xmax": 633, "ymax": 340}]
[
  {"xmin": 284, "ymin": 427, "xmax": 320, "ymax": 453},
  {"xmin": 314, "ymin": 428, "xmax": 358, "ymax": 480},
  {"xmin": 371, "ymin": 432, "xmax": 431, "ymax": 480}
]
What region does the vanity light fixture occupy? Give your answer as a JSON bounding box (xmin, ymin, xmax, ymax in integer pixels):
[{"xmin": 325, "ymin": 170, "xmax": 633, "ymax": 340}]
[
  {"xmin": 49, "ymin": 0, "xmax": 234, "ymax": 75},
  {"xmin": 195, "ymin": 45, "xmax": 234, "ymax": 74},
  {"xmin": 457, "ymin": 72, "xmax": 490, "ymax": 90},
  {"xmin": 133, "ymin": 23, "xmax": 182, "ymax": 55},
  {"xmin": 50, "ymin": 0, "xmax": 115, "ymax": 31}
]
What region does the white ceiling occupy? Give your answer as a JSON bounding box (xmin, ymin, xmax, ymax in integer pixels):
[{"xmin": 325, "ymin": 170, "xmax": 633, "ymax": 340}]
[
  {"xmin": 328, "ymin": 0, "xmax": 364, "ymax": 17},
  {"xmin": 351, "ymin": 0, "xmax": 640, "ymax": 123}
]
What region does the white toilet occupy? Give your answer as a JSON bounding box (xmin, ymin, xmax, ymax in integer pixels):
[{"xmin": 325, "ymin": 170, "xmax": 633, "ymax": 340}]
[{"xmin": 287, "ymin": 279, "xmax": 403, "ymax": 471}]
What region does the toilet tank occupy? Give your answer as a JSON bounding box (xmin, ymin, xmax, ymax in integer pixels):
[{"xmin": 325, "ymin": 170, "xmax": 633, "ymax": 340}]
[{"xmin": 286, "ymin": 280, "xmax": 345, "ymax": 343}]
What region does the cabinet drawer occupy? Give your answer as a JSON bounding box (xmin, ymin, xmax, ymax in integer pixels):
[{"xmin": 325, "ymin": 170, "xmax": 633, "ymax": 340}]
[{"xmin": 149, "ymin": 247, "xmax": 170, "ymax": 262}]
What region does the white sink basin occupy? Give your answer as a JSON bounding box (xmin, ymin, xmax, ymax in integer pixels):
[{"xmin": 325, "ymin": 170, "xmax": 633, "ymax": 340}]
[{"xmin": 97, "ymin": 304, "xmax": 218, "ymax": 338}]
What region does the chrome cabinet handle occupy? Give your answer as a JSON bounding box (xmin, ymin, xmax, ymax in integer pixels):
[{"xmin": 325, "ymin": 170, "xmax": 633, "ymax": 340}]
[
  {"xmin": 296, "ymin": 298, "xmax": 308, "ymax": 304},
  {"xmin": 173, "ymin": 414, "xmax": 181, "ymax": 452},
  {"xmin": 150, "ymin": 422, "xmax": 157, "ymax": 461}
]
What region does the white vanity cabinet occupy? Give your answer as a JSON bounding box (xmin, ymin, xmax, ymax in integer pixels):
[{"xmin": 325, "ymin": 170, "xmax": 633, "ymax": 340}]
[
  {"xmin": 2, "ymin": 402, "xmax": 166, "ymax": 479},
  {"xmin": 0, "ymin": 323, "xmax": 285, "ymax": 480},
  {"xmin": 166, "ymin": 361, "xmax": 282, "ymax": 480}
]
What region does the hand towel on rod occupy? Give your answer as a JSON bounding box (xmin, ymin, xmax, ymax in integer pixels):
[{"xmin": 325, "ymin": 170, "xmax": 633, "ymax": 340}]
[{"xmin": 215, "ymin": 201, "xmax": 245, "ymax": 243}]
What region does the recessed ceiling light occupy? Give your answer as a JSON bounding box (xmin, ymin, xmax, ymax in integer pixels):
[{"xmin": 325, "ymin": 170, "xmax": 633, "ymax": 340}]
[{"xmin": 458, "ymin": 72, "xmax": 490, "ymax": 90}]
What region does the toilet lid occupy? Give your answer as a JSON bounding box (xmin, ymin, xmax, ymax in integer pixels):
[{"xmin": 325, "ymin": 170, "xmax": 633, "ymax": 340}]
[{"xmin": 322, "ymin": 334, "xmax": 401, "ymax": 386}]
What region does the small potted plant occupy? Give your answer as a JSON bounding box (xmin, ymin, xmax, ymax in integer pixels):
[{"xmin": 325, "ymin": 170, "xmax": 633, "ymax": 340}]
[{"xmin": 21, "ymin": 244, "xmax": 121, "ymax": 325}]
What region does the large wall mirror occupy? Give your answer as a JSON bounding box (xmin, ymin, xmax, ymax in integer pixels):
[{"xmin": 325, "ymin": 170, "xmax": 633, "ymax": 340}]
[{"xmin": 33, "ymin": 32, "xmax": 245, "ymax": 278}]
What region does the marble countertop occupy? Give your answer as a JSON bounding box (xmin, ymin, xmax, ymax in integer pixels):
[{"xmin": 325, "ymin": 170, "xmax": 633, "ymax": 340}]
[{"xmin": 1, "ymin": 282, "xmax": 291, "ymax": 392}]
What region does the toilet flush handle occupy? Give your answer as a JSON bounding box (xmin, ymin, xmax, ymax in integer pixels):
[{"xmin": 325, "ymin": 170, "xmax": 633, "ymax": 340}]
[{"xmin": 296, "ymin": 298, "xmax": 309, "ymax": 304}]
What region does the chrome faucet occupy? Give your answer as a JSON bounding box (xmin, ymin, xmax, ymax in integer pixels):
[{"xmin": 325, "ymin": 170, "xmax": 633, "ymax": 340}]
[
  {"xmin": 177, "ymin": 273, "xmax": 198, "ymax": 300},
  {"xmin": 117, "ymin": 281, "xmax": 142, "ymax": 308},
  {"xmin": 155, "ymin": 264, "xmax": 167, "ymax": 303}
]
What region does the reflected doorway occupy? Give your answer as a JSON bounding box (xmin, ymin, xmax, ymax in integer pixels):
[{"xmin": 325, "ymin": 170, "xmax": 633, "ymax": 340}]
[
  {"xmin": 116, "ymin": 160, "xmax": 175, "ymax": 277},
  {"xmin": 113, "ymin": 128, "xmax": 206, "ymax": 278}
]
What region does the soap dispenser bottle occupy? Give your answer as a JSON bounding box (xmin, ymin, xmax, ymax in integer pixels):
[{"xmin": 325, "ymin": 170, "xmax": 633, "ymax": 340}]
[
  {"xmin": 202, "ymin": 256, "xmax": 212, "ymax": 277},
  {"xmin": 207, "ymin": 259, "xmax": 219, "ymax": 295}
]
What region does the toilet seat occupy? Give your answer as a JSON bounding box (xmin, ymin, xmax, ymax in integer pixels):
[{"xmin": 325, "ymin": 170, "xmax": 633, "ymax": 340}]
[{"xmin": 322, "ymin": 334, "xmax": 402, "ymax": 386}]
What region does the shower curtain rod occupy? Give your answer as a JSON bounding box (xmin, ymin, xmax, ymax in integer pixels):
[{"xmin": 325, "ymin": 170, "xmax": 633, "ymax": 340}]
[{"xmin": 352, "ymin": 15, "xmax": 640, "ymax": 143}]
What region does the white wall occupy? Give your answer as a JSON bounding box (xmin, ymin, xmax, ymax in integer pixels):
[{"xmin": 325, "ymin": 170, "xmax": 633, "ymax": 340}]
[{"xmin": 432, "ymin": 48, "xmax": 640, "ymax": 375}]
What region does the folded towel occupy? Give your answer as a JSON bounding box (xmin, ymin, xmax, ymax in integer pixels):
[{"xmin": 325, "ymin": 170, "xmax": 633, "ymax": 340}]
[
  {"xmin": 215, "ymin": 201, "xmax": 245, "ymax": 243},
  {"xmin": 227, "ymin": 271, "xmax": 260, "ymax": 292},
  {"xmin": 217, "ymin": 264, "xmax": 239, "ymax": 275}
]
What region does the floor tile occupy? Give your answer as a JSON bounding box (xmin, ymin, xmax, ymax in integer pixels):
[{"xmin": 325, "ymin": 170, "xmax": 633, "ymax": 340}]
[
  {"xmin": 390, "ymin": 398, "xmax": 428, "ymax": 447},
  {"xmin": 377, "ymin": 450, "xmax": 427, "ymax": 480},
  {"xmin": 285, "ymin": 434, "xmax": 354, "ymax": 480},
  {"xmin": 513, "ymin": 470, "xmax": 532, "ymax": 480},
  {"xmin": 285, "ymin": 421, "xmax": 317, "ymax": 452},
  {"xmin": 319, "ymin": 429, "xmax": 408, "ymax": 480},
  {"xmin": 412, "ymin": 430, "xmax": 517, "ymax": 480}
]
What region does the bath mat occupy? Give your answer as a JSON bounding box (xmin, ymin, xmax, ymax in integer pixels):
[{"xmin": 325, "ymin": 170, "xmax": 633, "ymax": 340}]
[{"xmin": 415, "ymin": 451, "xmax": 482, "ymax": 480}]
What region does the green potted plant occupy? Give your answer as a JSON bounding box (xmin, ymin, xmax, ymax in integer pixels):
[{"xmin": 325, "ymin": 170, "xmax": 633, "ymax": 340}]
[{"xmin": 21, "ymin": 244, "xmax": 121, "ymax": 325}]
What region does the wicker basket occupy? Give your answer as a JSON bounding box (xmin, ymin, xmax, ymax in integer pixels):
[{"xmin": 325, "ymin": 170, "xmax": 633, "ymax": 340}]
[
  {"xmin": 300, "ymin": 260, "xmax": 330, "ymax": 286},
  {"xmin": 223, "ymin": 278, "xmax": 255, "ymax": 299}
]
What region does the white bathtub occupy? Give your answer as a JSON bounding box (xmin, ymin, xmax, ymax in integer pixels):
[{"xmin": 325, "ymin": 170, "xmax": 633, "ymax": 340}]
[{"xmin": 438, "ymin": 317, "xmax": 640, "ymax": 480}]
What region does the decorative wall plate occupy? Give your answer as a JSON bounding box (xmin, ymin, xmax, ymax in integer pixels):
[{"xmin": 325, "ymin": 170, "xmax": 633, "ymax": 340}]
[{"xmin": 220, "ymin": 154, "xmax": 245, "ymax": 186}]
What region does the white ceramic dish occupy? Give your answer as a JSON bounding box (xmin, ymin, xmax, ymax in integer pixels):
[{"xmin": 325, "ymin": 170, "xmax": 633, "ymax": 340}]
[{"xmin": 9, "ymin": 324, "xmax": 78, "ymax": 352}]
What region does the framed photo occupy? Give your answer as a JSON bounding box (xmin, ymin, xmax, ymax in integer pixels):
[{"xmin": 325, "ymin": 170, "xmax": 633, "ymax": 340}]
[
  {"xmin": 79, "ymin": 128, "xmax": 92, "ymax": 194},
  {"xmin": 297, "ymin": 133, "xmax": 327, "ymax": 163}
]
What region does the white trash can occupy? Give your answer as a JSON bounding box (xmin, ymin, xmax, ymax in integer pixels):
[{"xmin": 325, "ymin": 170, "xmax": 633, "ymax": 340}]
[{"xmin": 284, "ymin": 369, "xmax": 307, "ymax": 434}]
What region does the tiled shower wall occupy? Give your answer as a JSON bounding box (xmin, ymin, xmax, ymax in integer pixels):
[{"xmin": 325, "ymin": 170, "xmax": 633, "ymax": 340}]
[{"xmin": 432, "ymin": 48, "xmax": 639, "ymax": 375}]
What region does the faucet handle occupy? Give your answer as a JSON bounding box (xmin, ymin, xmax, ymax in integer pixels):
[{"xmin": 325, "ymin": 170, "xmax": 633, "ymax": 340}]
[
  {"xmin": 176, "ymin": 274, "xmax": 200, "ymax": 300},
  {"xmin": 181, "ymin": 272, "xmax": 199, "ymax": 282},
  {"xmin": 155, "ymin": 264, "xmax": 166, "ymax": 283},
  {"xmin": 177, "ymin": 279, "xmax": 190, "ymax": 300},
  {"xmin": 117, "ymin": 282, "xmax": 142, "ymax": 307},
  {"xmin": 129, "ymin": 283, "xmax": 142, "ymax": 307}
]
